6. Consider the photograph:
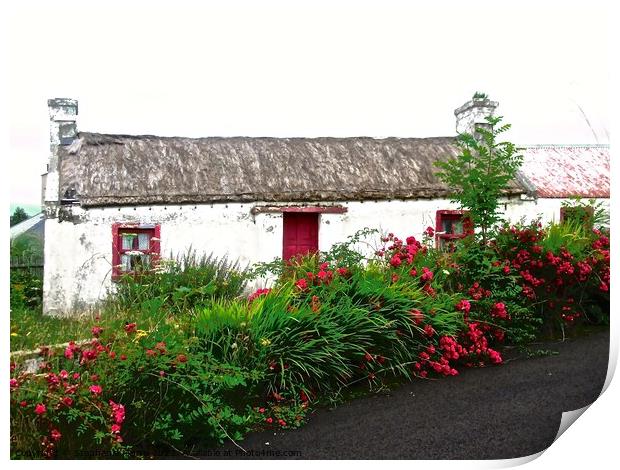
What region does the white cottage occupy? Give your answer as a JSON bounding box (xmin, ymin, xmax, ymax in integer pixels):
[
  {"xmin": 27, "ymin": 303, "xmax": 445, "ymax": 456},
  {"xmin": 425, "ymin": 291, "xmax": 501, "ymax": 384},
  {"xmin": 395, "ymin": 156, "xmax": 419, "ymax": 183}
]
[{"xmin": 42, "ymin": 97, "xmax": 609, "ymax": 315}]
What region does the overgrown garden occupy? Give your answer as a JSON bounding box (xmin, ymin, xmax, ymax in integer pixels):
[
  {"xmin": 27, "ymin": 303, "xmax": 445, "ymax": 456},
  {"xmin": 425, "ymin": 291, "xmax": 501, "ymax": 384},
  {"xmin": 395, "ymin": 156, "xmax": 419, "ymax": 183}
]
[{"xmin": 9, "ymin": 112, "xmax": 610, "ymax": 459}]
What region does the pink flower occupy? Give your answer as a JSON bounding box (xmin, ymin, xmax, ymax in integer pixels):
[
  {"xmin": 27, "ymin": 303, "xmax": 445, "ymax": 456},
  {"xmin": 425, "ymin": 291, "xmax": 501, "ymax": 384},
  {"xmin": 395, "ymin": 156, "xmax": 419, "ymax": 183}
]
[
  {"xmin": 34, "ymin": 403, "xmax": 46, "ymax": 415},
  {"xmin": 424, "ymin": 227, "xmax": 435, "ymax": 238},
  {"xmin": 389, "ymin": 255, "xmax": 402, "ymax": 268},
  {"xmin": 89, "ymin": 385, "xmax": 103, "ymax": 395},
  {"xmin": 91, "ymin": 326, "xmax": 104, "ymax": 337},
  {"xmin": 111, "ymin": 424, "xmax": 121, "ymax": 434},
  {"xmin": 59, "ymin": 370, "xmax": 69, "ymax": 380},
  {"xmin": 51, "ymin": 429, "xmax": 62, "ymax": 442},
  {"xmin": 10, "ymin": 378, "xmax": 18, "ymax": 390}
]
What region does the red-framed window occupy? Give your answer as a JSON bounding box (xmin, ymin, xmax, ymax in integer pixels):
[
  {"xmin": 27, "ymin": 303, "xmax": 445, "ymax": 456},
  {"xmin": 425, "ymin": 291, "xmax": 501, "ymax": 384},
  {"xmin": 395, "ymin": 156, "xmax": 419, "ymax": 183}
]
[
  {"xmin": 435, "ymin": 210, "xmax": 472, "ymax": 249},
  {"xmin": 112, "ymin": 223, "xmax": 161, "ymax": 280}
]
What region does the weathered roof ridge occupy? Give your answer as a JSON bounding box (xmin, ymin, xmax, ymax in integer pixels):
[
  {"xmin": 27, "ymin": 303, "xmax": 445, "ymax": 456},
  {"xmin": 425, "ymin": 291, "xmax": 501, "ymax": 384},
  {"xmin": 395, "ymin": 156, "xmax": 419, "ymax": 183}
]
[
  {"xmin": 519, "ymin": 143, "xmax": 610, "ymax": 149},
  {"xmin": 78, "ymin": 132, "xmax": 458, "ymax": 143}
]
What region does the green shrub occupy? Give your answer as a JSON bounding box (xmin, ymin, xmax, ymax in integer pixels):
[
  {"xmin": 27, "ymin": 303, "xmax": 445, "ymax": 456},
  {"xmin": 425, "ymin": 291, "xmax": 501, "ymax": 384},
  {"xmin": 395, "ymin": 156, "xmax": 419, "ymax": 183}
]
[{"xmin": 10, "ymin": 269, "xmax": 43, "ymax": 310}]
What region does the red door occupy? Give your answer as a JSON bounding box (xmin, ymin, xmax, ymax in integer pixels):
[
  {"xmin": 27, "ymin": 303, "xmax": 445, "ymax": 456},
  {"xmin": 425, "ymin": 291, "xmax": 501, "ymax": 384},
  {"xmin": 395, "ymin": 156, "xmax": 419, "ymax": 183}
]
[{"xmin": 282, "ymin": 213, "xmax": 319, "ymax": 261}]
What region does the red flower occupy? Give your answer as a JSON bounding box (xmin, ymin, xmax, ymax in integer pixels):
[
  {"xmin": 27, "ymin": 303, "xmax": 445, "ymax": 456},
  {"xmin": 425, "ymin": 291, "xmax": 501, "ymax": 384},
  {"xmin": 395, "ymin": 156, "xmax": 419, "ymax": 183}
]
[
  {"xmin": 91, "ymin": 326, "xmax": 104, "ymax": 337},
  {"xmin": 278, "ymin": 419, "xmax": 287, "ymax": 427},
  {"xmin": 389, "ymin": 255, "xmax": 402, "ymax": 268},
  {"xmin": 111, "ymin": 424, "xmax": 121, "ymax": 434},
  {"xmin": 258, "ymin": 407, "xmax": 266, "ymax": 413},
  {"xmin": 177, "ymin": 354, "xmax": 188, "ymax": 363},
  {"xmin": 61, "ymin": 397, "xmax": 74, "ymax": 407},
  {"xmin": 50, "ymin": 429, "xmax": 62, "ymax": 442},
  {"xmin": 424, "ymin": 227, "xmax": 435, "ymax": 238},
  {"xmin": 421, "ymin": 267, "xmax": 434, "ymax": 282},
  {"xmin": 19, "ymin": 400, "xmax": 27, "ymax": 407},
  {"xmin": 248, "ymin": 288, "xmax": 272, "ymax": 302},
  {"xmin": 265, "ymin": 417, "xmax": 273, "ymax": 424},
  {"xmin": 409, "ymin": 309, "xmax": 424, "ymax": 325},
  {"xmin": 424, "ymin": 324, "xmax": 435, "ymax": 337},
  {"xmin": 409, "ymin": 268, "xmax": 418, "ymax": 277},
  {"xmin": 124, "ymin": 322, "xmax": 137, "ymax": 333},
  {"xmin": 364, "ymin": 352, "xmax": 373, "ymax": 362},
  {"xmin": 456, "ymin": 299, "xmax": 471, "ymax": 314},
  {"xmin": 120, "ymin": 354, "xmax": 127, "ymax": 361},
  {"xmin": 34, "ymin": 403, "xmax": 46, "ymax": 415},
  {"xmin": 146, "ymin": 349, "xmax": 157, "ymax": 357},
  {"xmin": 296, "ymin": 278, "xmax": 308, "ymax": 290},
  {"xmin": 89, "ymin": 385, "xmax": 103, "ymax": 395}
]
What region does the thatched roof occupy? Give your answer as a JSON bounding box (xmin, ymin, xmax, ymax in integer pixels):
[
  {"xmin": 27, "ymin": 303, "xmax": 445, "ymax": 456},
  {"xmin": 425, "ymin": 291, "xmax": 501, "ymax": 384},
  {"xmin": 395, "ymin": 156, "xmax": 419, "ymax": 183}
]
[{"xmin": 58, "ymin": 133, "xmax": 527, "ymax": 207}]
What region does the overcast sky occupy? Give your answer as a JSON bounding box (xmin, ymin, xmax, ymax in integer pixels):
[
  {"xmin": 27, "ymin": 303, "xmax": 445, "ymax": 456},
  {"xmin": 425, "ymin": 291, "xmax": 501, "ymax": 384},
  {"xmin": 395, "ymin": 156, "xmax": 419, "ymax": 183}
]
[{"xmin": 6, "ymin": 0, "xmax": 610, "ymax": 208}]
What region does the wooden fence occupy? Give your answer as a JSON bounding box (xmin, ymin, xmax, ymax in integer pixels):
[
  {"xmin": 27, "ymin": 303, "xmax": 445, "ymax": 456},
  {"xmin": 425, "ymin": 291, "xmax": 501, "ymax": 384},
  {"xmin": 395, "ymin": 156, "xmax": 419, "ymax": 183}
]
[{"xmin": 10, "ymin": 254, "xmax": 44, "ymax": 278}]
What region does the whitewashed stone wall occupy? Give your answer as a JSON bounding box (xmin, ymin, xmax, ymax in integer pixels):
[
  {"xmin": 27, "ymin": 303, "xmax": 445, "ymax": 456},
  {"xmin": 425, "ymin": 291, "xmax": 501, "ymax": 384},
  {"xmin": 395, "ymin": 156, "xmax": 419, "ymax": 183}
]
[{"xmin": 43, "ymin": 195, "xmax": 607, "ymax": 316}]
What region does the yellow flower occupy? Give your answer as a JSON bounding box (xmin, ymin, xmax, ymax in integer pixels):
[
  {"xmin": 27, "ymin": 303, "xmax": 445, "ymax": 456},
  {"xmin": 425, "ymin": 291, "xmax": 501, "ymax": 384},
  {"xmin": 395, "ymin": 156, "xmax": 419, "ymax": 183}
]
[
  {"xmin": 10, "ymin": 332, "xmax": 18, "ymax": 337},
  {"xmin": 134, "ymin": 330, "xmax": 148, "ymax": 341},
  {"xmin": 259, "ymin": 338, "xmax": 271, "ymax": 347}
]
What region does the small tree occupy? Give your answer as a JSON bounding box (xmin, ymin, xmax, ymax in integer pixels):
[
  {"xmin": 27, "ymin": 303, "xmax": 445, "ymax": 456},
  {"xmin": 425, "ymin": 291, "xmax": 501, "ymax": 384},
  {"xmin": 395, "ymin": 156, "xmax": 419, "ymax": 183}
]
[
  {"xmin": 435, "ymin": 113, "xmax": 523, "ymax": 244},
  {"xmin": 10, "ymin": 207, "xmax": 29, "ymax": 227}
]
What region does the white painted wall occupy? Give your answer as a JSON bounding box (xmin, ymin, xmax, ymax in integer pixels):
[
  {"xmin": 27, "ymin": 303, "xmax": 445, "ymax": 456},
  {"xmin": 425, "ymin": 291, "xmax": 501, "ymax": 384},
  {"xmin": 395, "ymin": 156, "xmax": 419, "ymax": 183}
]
[{"xmin": 42, "ymin": 196, "xmax": 609, "ymax": 315}]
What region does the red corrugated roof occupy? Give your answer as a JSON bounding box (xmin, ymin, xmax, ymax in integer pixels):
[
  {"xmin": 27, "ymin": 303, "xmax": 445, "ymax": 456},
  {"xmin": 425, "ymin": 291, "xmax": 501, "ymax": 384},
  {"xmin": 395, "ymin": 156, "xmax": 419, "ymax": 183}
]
[{"xmin": 519, "ymin": 145, "xmax": 610, "ymax": 198}]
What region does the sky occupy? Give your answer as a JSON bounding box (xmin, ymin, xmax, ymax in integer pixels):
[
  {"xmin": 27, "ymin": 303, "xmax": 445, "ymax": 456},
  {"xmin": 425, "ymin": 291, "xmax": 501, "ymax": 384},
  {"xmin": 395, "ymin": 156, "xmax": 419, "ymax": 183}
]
[{"xmin": 5, "ymin": 0, "xmax": 610, "ymax": 210}]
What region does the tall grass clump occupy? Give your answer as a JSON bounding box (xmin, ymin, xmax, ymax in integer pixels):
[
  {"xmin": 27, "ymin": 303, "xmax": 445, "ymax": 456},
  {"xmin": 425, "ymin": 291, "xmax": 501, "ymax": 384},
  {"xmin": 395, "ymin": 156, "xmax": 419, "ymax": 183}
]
[{"xmin": 110, "ymin": 249, "xmax": 249, "ymax": 314}]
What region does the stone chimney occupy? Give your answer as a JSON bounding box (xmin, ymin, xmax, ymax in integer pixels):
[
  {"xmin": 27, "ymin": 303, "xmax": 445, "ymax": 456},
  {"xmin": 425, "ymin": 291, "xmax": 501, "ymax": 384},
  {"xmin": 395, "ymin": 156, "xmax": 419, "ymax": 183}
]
[
  {"xmin": 454, "ymin": 94, "xmax": 498, "ymax": 136},
  {"xmin": 44, "ymin": 98, "xmax": 78, "ymax": 208}
]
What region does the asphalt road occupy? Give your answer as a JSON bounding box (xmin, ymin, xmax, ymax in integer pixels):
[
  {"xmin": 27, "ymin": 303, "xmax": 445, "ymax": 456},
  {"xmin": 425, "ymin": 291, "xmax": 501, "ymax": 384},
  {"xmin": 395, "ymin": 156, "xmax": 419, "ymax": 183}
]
[{"xmin": 210, "ymin": 329, "xmax": 609, "ymax": 460}]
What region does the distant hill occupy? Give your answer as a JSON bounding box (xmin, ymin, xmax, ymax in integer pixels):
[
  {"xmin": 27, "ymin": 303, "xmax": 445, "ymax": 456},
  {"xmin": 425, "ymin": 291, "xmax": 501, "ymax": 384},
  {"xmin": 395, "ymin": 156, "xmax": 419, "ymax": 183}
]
[{"xmin": 10, "ymin": 204, "xmax": 42, "ymax": 217}]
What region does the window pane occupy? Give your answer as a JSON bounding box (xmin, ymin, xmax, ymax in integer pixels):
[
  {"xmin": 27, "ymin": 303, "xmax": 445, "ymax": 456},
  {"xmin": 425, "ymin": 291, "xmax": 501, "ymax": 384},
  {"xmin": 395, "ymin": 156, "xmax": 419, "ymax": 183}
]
[
  {"xmin": 127, "ymin": 254, "xmax": 151, "ymax": 271},
  {"xmin": 453, "ymin": 220, "xmax": 464, "ymax": 234},
  {"xmin": 121, "ymin": 233, "xmax": 135, "ymax": 250},
  {"xmin": 138, "ymin": 233, "xmax": 150, "ymax": 250},
  {"xmin": 442, "ymin": 219, "xmax": 453, "ymax": 234},
  {"xmin": 120, "ymin": 254, "xmax": 131, "ymax": 272}
]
